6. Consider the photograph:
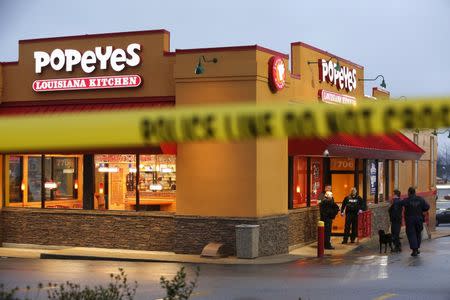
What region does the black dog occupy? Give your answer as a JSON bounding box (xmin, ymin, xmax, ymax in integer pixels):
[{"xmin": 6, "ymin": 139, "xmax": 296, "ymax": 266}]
[{"xmin": 378, "ymin": 230, "xmax": 394, "ymax": 253}]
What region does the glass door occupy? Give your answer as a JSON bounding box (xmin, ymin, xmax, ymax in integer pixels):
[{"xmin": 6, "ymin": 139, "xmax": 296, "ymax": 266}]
[{"xmin": 331, "ymin": 173, "xmax": 355, "ymax": 234}]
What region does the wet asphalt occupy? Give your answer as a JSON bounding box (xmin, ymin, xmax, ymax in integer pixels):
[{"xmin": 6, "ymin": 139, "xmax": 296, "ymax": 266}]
[{"xmin": 0, "ymin": 229, "xmax": 449, "ymax": 300}]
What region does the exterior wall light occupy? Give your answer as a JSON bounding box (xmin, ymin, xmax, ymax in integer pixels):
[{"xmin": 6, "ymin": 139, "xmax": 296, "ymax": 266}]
[
  {"xmin": 308, "ymin": 57, "xmax": 341, "ymax": 71},
  {"xmin": 194, "ymin": 56, "xmax": 218, "ymax": 75},
  {"xmin": 358, "ymin": 74, "xmax": 387, "ymax": 89}
]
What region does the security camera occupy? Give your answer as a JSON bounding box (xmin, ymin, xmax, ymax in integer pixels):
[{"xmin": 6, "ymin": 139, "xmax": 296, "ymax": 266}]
[{"xmin": 323, "ymin": 149, "xmax": 329, "ymax": 157}]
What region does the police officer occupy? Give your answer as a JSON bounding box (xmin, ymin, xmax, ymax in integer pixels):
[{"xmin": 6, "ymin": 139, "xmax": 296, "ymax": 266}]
[
  {"xmin": 401, "ymin": 187, "xmax": 430, "ymax": 257},
  {"xmin": 389, "ymin": 189, "xmax": 403, "ymax": 252},
  {"xmin": 319, "ymin": 191, "xmax": 340, "ymax": 249},
  {"xmin": 340, "ymin": 187, "xmax": 363, "ymax": 244}
]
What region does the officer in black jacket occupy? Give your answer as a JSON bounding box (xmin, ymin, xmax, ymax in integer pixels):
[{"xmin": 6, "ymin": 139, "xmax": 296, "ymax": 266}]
[
  {"xmin": 319, "ymin": 191, "xmax": 340, "ymax": 249},
  {"xmin": 388, "ymin": 189, "xmax": 403, "ymax": 252},
  {"xmin": 401, "ymin": 187, "xmax": 430, "ymax": 257},
  {"xmin": 340, "ymin": 187, "xmax": 364, "ymax": 244}
]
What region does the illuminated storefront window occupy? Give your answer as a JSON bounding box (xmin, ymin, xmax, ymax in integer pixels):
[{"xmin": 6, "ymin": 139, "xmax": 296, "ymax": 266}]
[
  {"xmin": 5, "ymin": 155, "xmax": 80, "ymax": 208},
  {"xmin": 94, "ymin": 154, "xmax": 176, "ymax": 211},
  {"xmin": 293, "ymin": 157, "xmax": 307, "ymax": 208},
  {"xmin": 290, "ymin": 157, "xmax": 323, "ymax": 208}
]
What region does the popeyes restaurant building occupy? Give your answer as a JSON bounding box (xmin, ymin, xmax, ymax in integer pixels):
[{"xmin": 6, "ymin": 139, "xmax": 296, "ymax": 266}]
[{"xmin": 0, "ymin": 29, "xmax": 437, "ymax": 256}]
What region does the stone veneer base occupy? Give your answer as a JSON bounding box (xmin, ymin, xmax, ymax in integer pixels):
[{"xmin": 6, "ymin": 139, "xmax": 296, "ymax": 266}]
[
  {"xmin": 288, "ymin": 206, "xmax": 320, "ymax": 247},
  {"xmin": 0, "ymin": 208, "xmax": 289, "ymax": 257},
  {"xmin": 0, "ymin": 208, "xmax": 175, "ymax": 251},
  {"xmin": 173, "ymin": 214, "xmax": 289, "ymax": 256}
]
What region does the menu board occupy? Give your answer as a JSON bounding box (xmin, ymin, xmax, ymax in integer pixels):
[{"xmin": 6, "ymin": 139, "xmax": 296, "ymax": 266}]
[
  {"xmin": 310, "ymin": 158, "xmax": 322, "ymax": 200},
  {"xmin": 369, "ymin": 161, "xmax": 377, "ymax": 195}
]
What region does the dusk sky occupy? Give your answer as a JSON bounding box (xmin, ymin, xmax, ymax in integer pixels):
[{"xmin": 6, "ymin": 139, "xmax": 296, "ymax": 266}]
[{"xmin": 1, "ymin": 0, "xmax": 449, "ymax": 149}]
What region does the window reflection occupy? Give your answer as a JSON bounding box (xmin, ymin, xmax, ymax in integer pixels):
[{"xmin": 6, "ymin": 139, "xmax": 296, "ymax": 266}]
[
  {"xmin": 8, "ymin": 156, "xmax": 22, "ymax": 203},
  {"xmin": 28, "ymin": 157, "xmax": 42, "ymax": 202}
]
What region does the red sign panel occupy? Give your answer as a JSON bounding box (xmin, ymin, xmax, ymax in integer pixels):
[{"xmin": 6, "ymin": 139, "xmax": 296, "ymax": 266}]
[
  {"xmin": 32, "ymin": 74, "xmax": 142, "ymax": 92},
  {"xmin": 318, "ymin": 89, "xmax": 356, "ymax": 105}
]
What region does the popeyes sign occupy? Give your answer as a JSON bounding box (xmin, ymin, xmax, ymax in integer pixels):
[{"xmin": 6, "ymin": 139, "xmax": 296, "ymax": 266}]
[
  {"xmin": 318, "ymin": 59, "xmax": 357, "ymax": 92},
  {"xmin": 32, "ymin": 43, "xmax": 142, "ymax": 92},
  {"xmin": 268, "ymin": 56, "xmax": 286, "ymax": 93}
]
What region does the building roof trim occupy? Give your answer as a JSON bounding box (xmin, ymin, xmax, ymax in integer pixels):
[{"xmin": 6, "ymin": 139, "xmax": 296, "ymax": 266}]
[
  {"xmin": 176, "ymin": 45, "xmax": 289, "ymax": 59},
  {"xmin": 0, "ymin": 61, "xmax": 19, "ymax": 65},
  {"xmin": 291, "ymin": 41, "xmax": 364, "ymax": 69},
  {"xmin": 18, "ymin": 29, "xmax": 170, "ymax": 44}
]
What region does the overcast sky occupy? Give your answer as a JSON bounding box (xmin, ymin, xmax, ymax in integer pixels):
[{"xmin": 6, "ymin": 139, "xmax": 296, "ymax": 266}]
[{"xmin": 1, "ymin": 0, "xmax": 449, "ymax": 148}]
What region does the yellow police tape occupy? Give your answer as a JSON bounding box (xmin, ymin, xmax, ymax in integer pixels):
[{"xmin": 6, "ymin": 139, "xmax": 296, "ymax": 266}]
[{"xmin": 0, "ymin": 97, "xmax": 449, "ymax": 152}]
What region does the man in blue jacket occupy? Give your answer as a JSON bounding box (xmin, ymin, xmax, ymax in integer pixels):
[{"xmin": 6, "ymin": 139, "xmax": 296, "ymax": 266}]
[{"xmin": 401, "ymin": 187, "xmax": 430, "ymax": 257}]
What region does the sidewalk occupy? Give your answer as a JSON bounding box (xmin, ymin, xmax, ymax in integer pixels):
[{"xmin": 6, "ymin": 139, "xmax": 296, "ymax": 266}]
[{"xmin": 1, "ymin": 228, "xmax": 449, "ymax": 265}]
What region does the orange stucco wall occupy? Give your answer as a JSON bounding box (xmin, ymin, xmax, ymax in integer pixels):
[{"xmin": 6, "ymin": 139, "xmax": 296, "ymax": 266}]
[
  {"xmin": 372, "ymin": 87, "xmax": 390, "ymax": 100},
  {"xmin": 399, "ymin": 129, "xmax": 436, "ymax": 193},
  {"xmin": 175, "ymin": 49, "xmax": 289, "ymax": 217}
]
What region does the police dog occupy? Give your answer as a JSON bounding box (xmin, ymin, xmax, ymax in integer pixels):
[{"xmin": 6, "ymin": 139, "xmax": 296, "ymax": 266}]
[{"xmin": 378, "ymin": 230, "xmax": 394, "ymax": 253}]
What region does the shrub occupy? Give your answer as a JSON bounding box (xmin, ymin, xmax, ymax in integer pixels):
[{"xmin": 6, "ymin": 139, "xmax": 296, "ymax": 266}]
[
  {"xmin": 0, "ymin": 268, "xmax": 137, "ymax": 300},
  {"xmin": 46, "ymin": 268, "xmax": 137, "ymax": 300},
  {"xmin": 159, "ymin": 266, "xmax": 200, "ymax": 300},
  {"xmin": 0, "ymin": 266, "xmax": 199, "ymax": 300}
]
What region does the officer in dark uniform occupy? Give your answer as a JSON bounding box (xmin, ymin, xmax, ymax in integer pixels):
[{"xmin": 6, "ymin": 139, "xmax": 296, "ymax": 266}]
[
  {"xmin": 340, "ymin": 187, "xmax": 363, "ymax": 244},
  {"xmin": 389, "ymin": 189, "xmax": 403, "ymax": 252},
  {"xmin": 401, "ymin": 187, "xmax": 430, "ymax": 257},
  {"xmin": 319, "ymin": 191, "xmax": 340, "ymax": 249}
]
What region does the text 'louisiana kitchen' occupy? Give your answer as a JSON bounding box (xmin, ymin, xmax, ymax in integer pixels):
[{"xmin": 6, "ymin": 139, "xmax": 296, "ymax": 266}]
[{"xmin": 32, "ymin": 43, "xmax": 142, "ymax": 92}]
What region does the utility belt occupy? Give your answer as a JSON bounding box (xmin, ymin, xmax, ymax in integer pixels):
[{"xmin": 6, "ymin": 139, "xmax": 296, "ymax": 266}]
[{"xmin": 345, "ymin": 208, "xmax": 359, "ymax": 214}]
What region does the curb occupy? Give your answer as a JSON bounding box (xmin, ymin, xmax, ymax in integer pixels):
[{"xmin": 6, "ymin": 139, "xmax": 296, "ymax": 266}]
[
  {"xmin": 40, "ymin": 253, "xmax": 175, "ymax": 263},
  {"xmin": 39, "ymin": 252, "xmax": 303, "ymax": 265}
]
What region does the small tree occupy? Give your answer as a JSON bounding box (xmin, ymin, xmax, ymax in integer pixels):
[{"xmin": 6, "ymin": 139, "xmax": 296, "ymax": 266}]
[{"xmin": 159, "ymin": 266, "xmax": 200, "ymax": 300}]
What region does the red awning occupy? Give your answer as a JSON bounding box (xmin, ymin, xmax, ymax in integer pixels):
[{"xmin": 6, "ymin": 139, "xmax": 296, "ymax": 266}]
[
  {"xmin": 0, "ymin": 98, "xmax": 177, "ymax": 155},
  {"xmin": 288, "ymin": 133, "xmax": 424, "ymax": 160}
]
